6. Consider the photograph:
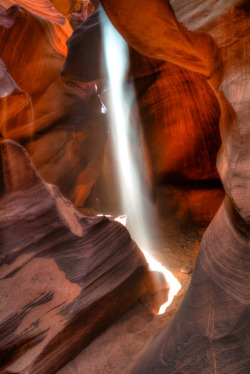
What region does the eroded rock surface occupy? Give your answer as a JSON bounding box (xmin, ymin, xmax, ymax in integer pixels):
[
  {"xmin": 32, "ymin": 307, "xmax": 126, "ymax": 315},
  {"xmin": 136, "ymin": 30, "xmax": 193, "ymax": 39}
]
[
  {"xmin": 0, "ymin": 0, "xmax": 66, "ymax": 23},
  {"xmin": 0, "ymin": 3, "xmax": 224, "ymax": 220},
  {"xmin": 0, "ymin": 5, "xmax": 109, "ymax": 206},
  {"xmin": 63, "ymin": 5, "xmax": 223, "ymax": 219},
  {"xmin": 63, "ymin": 5, "xmax": 221, "ymax": 185},
  {"xmin": 0, "ymin": 139, "xmax": 149, "ymax": 374},
  {"xmin": 98, "ymin": 0, "xmax": 250, "ymax": 372}
]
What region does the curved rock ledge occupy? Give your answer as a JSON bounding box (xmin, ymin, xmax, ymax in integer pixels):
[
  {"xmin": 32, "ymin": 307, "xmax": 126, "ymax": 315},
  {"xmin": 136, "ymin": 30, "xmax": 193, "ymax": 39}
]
[{"xmin": 0, "ymin": 139, "xmax": 150, "ymax": 374}]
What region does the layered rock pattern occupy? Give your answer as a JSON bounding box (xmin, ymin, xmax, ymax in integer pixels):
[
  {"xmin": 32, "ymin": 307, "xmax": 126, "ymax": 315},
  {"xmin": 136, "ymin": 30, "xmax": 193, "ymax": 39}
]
[
  {"xmin": 0, "ymin": 0, "xmax": 82, "ymax": 21},
  {"xmin": 0, "ymin": 3, "xmax": 223, "ymax": 217},
  {"xmin": 0, "ymin": 0, "xmax": 248, "ymax": 372},
  {"xmin": 0, "ymin": 140, "xmax": 149, "ymax": 374},
  {"xmin": 0, "ymin": 0, "xmax": 66, "ymax": 23},
  {"xmin": 129, "ymin": 50, "xmax": 221, "ymax": 185},
  {"xmin": 131, "ymin": 201, "xmax": 250, "ymax": 373},
  {"xmin": 0, "ymin": 5, "xmax": 109, "ymax": 206},
  {"xmin": 63, "ymin": 5, "xmax": 223, "ymax": 218},
  {"xmin": 64, "ymin": 5, "xmax": 221, "ymax": 184},
  {"xmin": 98, "ymin": 0, "xmax": 250, "ymax": 372}
]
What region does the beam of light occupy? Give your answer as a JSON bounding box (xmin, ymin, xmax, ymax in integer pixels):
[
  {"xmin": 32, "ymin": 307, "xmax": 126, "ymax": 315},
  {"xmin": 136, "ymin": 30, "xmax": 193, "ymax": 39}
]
[
  {"xmin": 140, "ymin": 249, "xmax": 181, "ymax": 315},
  {"xmin": 101, "ymin": 12, "xmax": 181, "ymax": 315}
]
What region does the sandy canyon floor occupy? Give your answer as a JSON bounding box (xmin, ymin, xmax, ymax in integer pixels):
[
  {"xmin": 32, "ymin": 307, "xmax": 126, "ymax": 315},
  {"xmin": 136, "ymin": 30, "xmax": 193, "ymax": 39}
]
[{"xmin": 58, "ymin": 219, "xmax": 204, "ymax": 374}]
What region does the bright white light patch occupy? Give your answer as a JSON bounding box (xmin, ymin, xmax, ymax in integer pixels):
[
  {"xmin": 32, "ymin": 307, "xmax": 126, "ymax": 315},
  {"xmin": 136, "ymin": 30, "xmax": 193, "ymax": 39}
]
[
  {"xmin": 114, "ymin": 215, "xmax": 128, "ymax": 226},
  {"xmin": 140, "ymin": 249, "xmax": 181, "ymax": 315}
]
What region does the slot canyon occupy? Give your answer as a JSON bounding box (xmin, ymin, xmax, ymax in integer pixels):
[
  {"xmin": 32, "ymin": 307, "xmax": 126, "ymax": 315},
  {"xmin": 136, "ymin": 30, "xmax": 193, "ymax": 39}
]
[{"xmin": 0, "ymin": 1, "xmax": 249, "ymax": 373}]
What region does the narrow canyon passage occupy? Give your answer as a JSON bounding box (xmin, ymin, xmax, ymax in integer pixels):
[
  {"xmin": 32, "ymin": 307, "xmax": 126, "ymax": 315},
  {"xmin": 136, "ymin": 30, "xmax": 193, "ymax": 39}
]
[{"xmin": 0, "ymin": 1, "xmax": 249, "ymax": 374}]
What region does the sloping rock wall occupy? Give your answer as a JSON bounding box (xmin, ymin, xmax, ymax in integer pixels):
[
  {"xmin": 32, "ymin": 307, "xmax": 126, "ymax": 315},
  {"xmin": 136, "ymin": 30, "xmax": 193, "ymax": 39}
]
[
  {"xmin": 0, "ymin": 5, "xmax": 108, "ymax": 206},
  {"xmin": 98, "ymin": 0, "xmax": 250, "ymax": 372},
  {"xmin": 63, "ymin": 5, "xmax": 223, "ymax": 219},
  {"xmin": 0, "ymin": 139, "xmax": 149, "ymax": 374}
]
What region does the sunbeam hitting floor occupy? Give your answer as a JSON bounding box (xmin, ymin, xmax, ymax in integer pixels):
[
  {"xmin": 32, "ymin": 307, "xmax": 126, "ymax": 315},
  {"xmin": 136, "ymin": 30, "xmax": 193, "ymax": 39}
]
[
  {"xmin": 57, "ymin": 221, "xmax": 203, "ymax": 374},
  {"xmin": 100, "ymin": 11, "xmax": 181, "ymax": 316}
]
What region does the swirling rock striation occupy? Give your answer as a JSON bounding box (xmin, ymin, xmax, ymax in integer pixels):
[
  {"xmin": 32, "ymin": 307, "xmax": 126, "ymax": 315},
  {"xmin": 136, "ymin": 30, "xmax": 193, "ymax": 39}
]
[
  {"xmin": 63, "ymin": 5, "xmax": 221, "ymax": 184},
  {"xmin": 0, "ymin": 3, "xmax": 223, "ymax": 217},
  {"xmin": 98, "ymin": 0, "xmax": 250, "ymax": 372},
  {"xmin": 131, "ymin": 201, "xmax": 250, "ymax": 373},
  {"xmin": 0, "ymin": 139, "xmax": 149, "ymax": 374},
  {"xmin": 0, "ymin": 0, "xmax": 66, "ymax": 23},
  {"xmin": 0, "ymin": 5, "xmax": 109, "ymax": 206},
  {"xmin": 63, "ymin": 5, "xmax": 223, "ymax": 219}
]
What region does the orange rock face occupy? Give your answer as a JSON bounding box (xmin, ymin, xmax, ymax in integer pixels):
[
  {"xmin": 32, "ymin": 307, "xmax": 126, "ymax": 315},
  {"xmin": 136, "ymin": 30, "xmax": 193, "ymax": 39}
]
[
  {"xmin": 1, "ymin": 0, "xmax": 249, "ymax": 372},
  {"xmin": 0, "ymin": 5, "xmax": 109, "ymax": 206},
  {"xmin": 62, "ymin": 6, "xmax": 223, "ymax": 219},
  {"xmin": 0, "ymin": 3, "xmax": 223, "ymax": 216},
  {"xmin": 0, "ymin": 5, "xmax": 70, "ymax": 95},
  {"xmin": 129, "ymin": 49, "xmax": 221, "ymax": 184},
  {"xmin": 0, "ymin": 0, "xmax": 66, "ymax": 23},
  {"xmin": 98, "ymin": 0, "xmax": 250, "ymax": 372}
]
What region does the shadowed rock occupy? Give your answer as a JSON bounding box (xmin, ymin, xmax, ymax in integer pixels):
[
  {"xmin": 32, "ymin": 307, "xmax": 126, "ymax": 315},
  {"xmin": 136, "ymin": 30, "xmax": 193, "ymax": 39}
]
[
  {"xmin": 0, "ymin": 6, "xmax": 109, "ymax": 206},
  {"xmin": 0, "ymin": 4, "xmax": 223, "ymax": 218},
  {"xmin": 98, "ymin": 0, "xmax": 250, "ymax": 372},
  {"xmin": 63, "ymin": 5, "xmax": 223, "ymax": 219},
  {"xmin": 0, "ymin": 139, "xmax": 150, "ymax": 374}
]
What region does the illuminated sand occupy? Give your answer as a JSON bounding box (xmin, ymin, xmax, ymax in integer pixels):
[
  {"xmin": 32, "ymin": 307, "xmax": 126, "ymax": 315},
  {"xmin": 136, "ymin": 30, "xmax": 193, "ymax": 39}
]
[{"xmin": 58, "ymin": 222, "xmax": 202, "ymax": 374}]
